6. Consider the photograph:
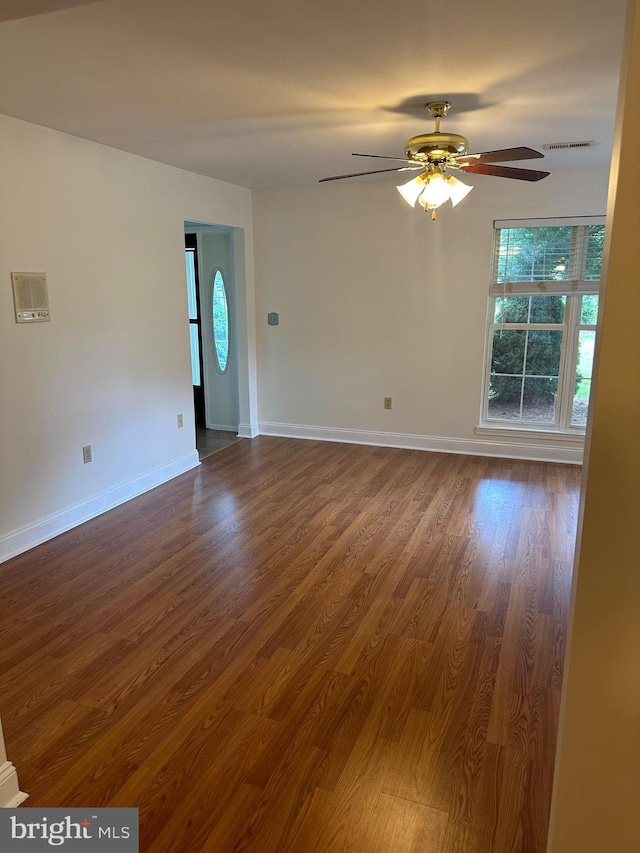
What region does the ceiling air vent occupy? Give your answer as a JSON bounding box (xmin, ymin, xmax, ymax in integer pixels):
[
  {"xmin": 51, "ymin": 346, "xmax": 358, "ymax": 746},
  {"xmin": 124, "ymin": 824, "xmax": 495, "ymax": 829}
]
[{"xmin": 542, "ymin": 141, "xmax": 595, "ymax": 151}]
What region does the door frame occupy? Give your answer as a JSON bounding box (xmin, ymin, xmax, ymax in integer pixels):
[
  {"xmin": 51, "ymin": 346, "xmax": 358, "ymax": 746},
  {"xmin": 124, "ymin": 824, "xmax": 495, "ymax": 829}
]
[{"xmin": 185, "ymin": 233, "xmax": 206, "ymax": 429}]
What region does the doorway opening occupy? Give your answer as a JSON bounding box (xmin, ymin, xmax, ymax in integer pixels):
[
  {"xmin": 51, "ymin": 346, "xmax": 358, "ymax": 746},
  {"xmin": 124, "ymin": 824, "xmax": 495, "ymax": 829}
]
[{"xmin": 184, "ymin": 223, "xmax": 243, "ymax": 460}]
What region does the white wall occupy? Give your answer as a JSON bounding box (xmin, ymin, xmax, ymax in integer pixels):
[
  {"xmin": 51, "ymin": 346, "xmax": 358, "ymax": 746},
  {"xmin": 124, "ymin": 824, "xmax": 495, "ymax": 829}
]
[
  {"xmin": 199, "ymin": 232, "xmax": 239, "ymax": 431},
  {"xmin": 253, "ymin": 167, "xmax": 609, "ymax": 461},
  {"xmin": 0, "ymin": 114, "xmax": 256, "ymax": 562}
]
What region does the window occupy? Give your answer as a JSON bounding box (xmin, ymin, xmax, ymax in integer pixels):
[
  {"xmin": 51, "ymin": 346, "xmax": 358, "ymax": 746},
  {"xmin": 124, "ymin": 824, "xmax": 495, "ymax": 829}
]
[
  {"xmin": 212, "ymin": 269, "xmax": 229, "ymax": 373},
  {"xmin": 481, "ymin": 218, "xmax": 604, "ymax": 432},
  {"xmin": 185, "ymin": 248, "xmax": 201, "ymax": 386}
]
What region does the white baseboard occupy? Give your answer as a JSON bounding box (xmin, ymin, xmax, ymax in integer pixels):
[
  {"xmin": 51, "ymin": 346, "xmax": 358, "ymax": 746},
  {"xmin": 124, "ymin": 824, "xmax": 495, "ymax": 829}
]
[
  {"xmin": 258, "ymin": 422, "xmax": 583, "ymax": 465},
  {"xmin": 0, "ymin": 451, "xmax": 201, "ymax": 565},
  {"xmin": 0, "ymin": 715, "xmax": 27, "ymax": 807},
  {"xmin": 0, "ymin": 761, "xmax": 28, "ymax": 808},
  {"xmin": 238, "ymin": 422, "xmax": 259, "ymax": 439},
  {"xmin": 205, "ymin": 423, "xmax": 238, "ymax": 432}
]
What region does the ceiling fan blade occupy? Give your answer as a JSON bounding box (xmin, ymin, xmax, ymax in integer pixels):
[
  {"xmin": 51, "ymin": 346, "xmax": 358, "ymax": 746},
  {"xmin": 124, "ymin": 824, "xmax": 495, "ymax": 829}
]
[
  {"xmin": 456, "ymin": 146, "xmax": 544, "ymax": 165},
  {"xmin": 319, "ymin": 165, "xmax": 422, "ymax": 183},
  {"xmin": 457, "ymin": 162, "xmax": 550, "ymax": 182},
  {"xmin": 352, "ymin": 152, "xmax": 417, "ymax": 164}
]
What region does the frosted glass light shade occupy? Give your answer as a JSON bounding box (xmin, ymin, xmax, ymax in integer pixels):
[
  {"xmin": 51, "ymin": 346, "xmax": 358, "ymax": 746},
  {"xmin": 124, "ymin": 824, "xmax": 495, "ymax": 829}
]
[
  {"xmin": 396, "ymin": 175, "xmax": 426, "ymax": 207},
  {"xmin": 447, "ymin": 175, "xmax": 473, "ymax": 207}
]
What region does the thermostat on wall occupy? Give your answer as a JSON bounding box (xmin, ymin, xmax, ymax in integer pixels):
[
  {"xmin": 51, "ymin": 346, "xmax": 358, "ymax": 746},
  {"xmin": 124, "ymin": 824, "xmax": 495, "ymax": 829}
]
[{"xmin": 11, "ymin": 272, "xmax": 50, "ymax": 323}]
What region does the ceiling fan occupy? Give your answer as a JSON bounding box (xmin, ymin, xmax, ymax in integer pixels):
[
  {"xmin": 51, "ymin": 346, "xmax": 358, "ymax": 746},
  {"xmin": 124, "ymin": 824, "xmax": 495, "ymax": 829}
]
[{"xmin": 319, "ymin": 101, "xmax": 550, "ymax": 219}]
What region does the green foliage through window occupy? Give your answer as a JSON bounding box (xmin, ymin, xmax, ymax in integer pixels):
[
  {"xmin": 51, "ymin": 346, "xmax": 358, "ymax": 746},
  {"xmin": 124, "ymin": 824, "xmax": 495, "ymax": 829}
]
[{"xmin": 497, "ymin": 227, "xmax": 573, "ymax": 283}]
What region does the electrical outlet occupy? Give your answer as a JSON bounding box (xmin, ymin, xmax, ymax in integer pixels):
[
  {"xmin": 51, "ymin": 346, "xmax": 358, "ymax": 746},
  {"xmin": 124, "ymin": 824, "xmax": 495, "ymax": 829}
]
[
  {"xmin": 384, "ymin": 397, "xmax": 392, "ymax": 410},
  {"xmin": 82, "ymin": 445, "xmax": 92, "ymax": 464},
  {"xmin": 177, "ymin": 413, "xmax": 184, "ymax": 428}
]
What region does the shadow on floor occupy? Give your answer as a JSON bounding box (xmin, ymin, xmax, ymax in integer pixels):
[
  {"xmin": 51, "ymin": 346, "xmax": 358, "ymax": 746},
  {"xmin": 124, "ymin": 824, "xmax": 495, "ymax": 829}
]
[{"xmin": 196, "ymin": 428, "xmax": 242, "ymax": 461}]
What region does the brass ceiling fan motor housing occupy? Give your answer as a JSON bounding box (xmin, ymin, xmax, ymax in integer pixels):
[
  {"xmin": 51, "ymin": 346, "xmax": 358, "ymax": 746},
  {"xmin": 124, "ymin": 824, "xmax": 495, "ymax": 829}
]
[
  {"xmin": 404, "ymin": 100, "xmax": 469, "ymax": 163},
  {"xmin": 404, "ymin": 131, "xmax": 469, "ymax": 162}
]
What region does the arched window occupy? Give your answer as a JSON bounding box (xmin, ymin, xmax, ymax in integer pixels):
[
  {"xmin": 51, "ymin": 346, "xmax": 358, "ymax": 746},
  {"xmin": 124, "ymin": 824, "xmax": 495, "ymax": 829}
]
[{"xmin": 212, "ymin": 270, "xmax": 229, "ymax": 373}]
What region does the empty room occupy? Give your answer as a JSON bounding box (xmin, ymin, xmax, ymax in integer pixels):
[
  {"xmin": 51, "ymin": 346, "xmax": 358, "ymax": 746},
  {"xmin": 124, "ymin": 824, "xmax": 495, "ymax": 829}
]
[{"xmin": 0, "ymin": 1, "xmax": 638, "ymax": 852}]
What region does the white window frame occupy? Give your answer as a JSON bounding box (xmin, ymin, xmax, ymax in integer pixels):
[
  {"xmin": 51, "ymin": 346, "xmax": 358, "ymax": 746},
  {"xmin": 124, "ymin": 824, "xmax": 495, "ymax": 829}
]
[{"xmin": 478, "ymin": 216, "xmax": 604, "ymax": 436}]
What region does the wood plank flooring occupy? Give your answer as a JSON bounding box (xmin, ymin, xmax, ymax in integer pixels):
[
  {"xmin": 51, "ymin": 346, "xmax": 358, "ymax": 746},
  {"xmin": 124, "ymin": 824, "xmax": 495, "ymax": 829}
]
[{"xmin": 0, "ymin": 437, "xmax": 581, "ymax": 852}]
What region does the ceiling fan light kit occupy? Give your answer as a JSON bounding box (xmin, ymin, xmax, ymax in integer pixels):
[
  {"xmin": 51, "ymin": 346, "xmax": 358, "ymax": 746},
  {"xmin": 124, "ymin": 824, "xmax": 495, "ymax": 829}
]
[
  {"xmin": 320, "ymin": 100, "xmax": 550, "ymax": 220},
  {"xmin": 397, "ymin": 169, "xmax": 473, "ymax": 217}
]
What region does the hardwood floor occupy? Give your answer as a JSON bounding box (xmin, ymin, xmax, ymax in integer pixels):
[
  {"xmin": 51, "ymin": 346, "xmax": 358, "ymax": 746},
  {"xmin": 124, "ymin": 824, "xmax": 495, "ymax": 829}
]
[{"xmin": 0, "ymin": 437, "xmax": 581, "ymax": 852}]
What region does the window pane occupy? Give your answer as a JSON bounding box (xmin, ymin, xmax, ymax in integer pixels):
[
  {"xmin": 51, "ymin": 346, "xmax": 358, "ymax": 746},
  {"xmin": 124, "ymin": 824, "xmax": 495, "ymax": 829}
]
[
  {"xmin": 585, "ymin": 225, "xmax": 605, "ymax": 281},
  {"xmin": 497, "ymin": 226, "xmax": 573, "ymax": 282},
  {"xmin": 572, "ymin": 379, "xmax": 591, "ymax": 426},
  {"xmin": 487, "ymin": 374, "xmax": 559, "ymax": 424},
  {"xmin": 580, "ymin": 294, "xmax": 599, "ymax": 325},
  {"xmin": 212, "ymin": 270, "xmax": 229, "ymax": 373},
  {"xmin": 491, "ymin": 329, "xmax": 526, "ymax": 375},
  {"xmin": 494, "ymin": 296, "xmax": 529, "ymax": 323},
  {"xmin": 488, "ymin": 328, "xmax": 525, "ymax": 420},
  {"xmin": 488, "ymin": 376, "xmax": 523, "ymax": 420},
  {"xmin": 574, "ymin": 329, "xmax": 596, "ymax": 425},
  {"xmin": 189, "ymin": 323, "xmax": 201, "ymax": 385},
  {"xmin": 529, "ymin": 295, "xmax": 565, "ymax": 324},
  {"xmin": 185, "ymin": 251, "xmax": 198, "ymax": 320},
  {"xmin": 522, "ymin": 378, "xmax": 558, "ymax": 423},
  {"xmin": 576, "ymin": 330, "xmax": 595, "ymax": 380},
  {"xmin": 525, "ymin": 330, "xmax": 563, "ymax": 377},
  {"xmin": 573, "ymin": 330, "xmax": 595, "ymax": 426},
  {"xmin": 488, "ymin": 327, "xmax": 562, "ymax": 424},
  {"xmin": 494, "ymin": 295, "xmax": 566, "ymax": 325}
]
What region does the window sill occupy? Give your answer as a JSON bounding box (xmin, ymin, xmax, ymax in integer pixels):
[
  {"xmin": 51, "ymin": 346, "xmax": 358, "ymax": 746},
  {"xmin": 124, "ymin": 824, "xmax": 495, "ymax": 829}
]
[{"xmin": 475, "ymin": 424, "xmax": 586, "ymax": 443}]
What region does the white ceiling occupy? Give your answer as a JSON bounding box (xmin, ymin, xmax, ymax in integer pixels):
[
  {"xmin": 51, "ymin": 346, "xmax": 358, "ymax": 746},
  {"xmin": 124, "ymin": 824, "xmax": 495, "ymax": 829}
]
[{"xmin": 0, "ymin": 0, "xmax": 628, "ymax": 188}]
